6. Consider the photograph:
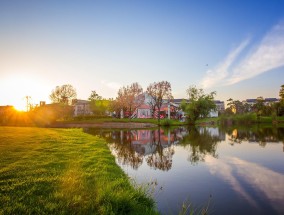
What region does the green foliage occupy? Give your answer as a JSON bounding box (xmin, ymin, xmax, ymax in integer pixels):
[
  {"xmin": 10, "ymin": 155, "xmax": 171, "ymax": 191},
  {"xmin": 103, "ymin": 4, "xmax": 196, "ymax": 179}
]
[
  {"xmin": 279, "ymin": 84, "xmax": 284, "ymax": 101},
  {"xmin": 0, "ymin": 127, "xmax": 158, "ymax": 214},
  {"xmin": 227, "ymin": 98, "xmax": 251, "ymax": 114},
  {"xmin": 90, "ymin": 99, "xmax": 110, "ymax": 116},
  {"xmin": 160, "ymin": 118, "xmax": 173, "ymax": 126},
  {"xmin": 88, "ymin": 91, "xmax": 111, "ymax": 116},
  {"xmin": 88, "ymin": 90, "xmax": 103, "ymax": 101},
  {"xmin": 181, "ymin": 86, "xmax": 216, "ymax": 123},
  {"xmin": 219, "ymin": 113, "xmax": 257, "ymax": 125}
]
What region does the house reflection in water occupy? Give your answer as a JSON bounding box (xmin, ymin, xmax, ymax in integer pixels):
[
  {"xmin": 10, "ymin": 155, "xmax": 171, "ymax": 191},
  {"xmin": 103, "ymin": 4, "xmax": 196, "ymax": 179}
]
[{"xmin": 84, "ymin": 127, "xmax": 227, "ymax": 170}]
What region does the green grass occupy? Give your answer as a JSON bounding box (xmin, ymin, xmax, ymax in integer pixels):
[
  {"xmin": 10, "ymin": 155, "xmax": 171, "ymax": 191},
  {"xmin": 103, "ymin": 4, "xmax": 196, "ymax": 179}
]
[{"xmin": 0, "ymin": 127, "xmax": 158, "ymax": 215}]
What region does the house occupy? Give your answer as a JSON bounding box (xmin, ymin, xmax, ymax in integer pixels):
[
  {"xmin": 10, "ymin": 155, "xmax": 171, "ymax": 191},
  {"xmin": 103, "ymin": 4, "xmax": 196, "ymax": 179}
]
[
  {"xmin": 72, "ymin": 99, "xmax": 92, "ymax": 116},
  {"xmin": 130, "ymin": 93, "xmax": 178, "ymax": 119}
]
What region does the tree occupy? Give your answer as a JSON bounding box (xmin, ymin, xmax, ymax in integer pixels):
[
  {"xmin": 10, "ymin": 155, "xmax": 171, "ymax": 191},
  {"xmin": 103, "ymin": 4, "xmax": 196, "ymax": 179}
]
[
  {"xmin": 49, "ymin": 84, "xmax": 77, "ymax": 105},
  {"xmin": 88, "ymin": 90, "xmax": 109, "ymax": 116},
  {"xmin": 88, "ymin": 90, "xmax": 102, "ymax": 101},
  {"xmin": 226, "ymin": 98, "xmax": 252, "ymax": 114},
  {"xmin": 278, "ymin": 85, "xmax": 284, "ymax": 116},
  {"xmin": 145, "ymin": 84, "xmax": 157, "ymax": 118},
  {"xmin": 115, "ymin": 82, "xmax": 144, "ymax": 118},
  {"xmin": 146, "ymin": 81, "xmax": 173, "ymax": 122},
  {"xmin": 181, "ymin": 86, "xmax": 216, "ymax": 123},
  {"xmin": 253, "ymin": 96, "xmax": 265, "ymax": 119},
  {"xmin": 279, "ymin": 84, "xmax": 284, "ymax": 102},
  {"xmin": 127, "ymin": 82, "xmax": 144, "ymax": 117}
]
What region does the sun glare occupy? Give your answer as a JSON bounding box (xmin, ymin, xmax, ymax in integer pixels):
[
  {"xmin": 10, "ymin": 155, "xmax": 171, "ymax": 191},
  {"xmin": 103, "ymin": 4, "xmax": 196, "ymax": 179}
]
[
  {"xmin": 14, "ymin": 102, "xmax": 27, "ymax": 112},
  {"xmin": 1, "ymin": 74, "xmax": 51, "ymax": 109}
]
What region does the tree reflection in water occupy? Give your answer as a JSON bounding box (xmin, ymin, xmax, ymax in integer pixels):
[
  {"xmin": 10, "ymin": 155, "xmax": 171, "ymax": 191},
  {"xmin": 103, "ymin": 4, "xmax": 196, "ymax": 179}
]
[
  {"xmin": 223, "ymin": 126, "xmax": 284, "ymax": 147},
  {"xmin": 179, "ymin": 126, "xmax": 222, "ymax": 164},
  {"xmin": 84, "ymin": 129, "xmax": 144, "ymax": 169},
  {"xmin": 84, "ymin": 126, "xmax": 284, "ymax": 170},
  {"xmin": 146, "ymin": 128, "xmax": 175, "ymax": 171},
  {"xmin": 84, "ymin": 128, "xmax": 180, "ymax": 171}
]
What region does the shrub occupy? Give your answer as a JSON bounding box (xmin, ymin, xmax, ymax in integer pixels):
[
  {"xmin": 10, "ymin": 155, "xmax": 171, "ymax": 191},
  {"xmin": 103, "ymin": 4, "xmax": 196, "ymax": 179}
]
[{"xmin": 160, "ymin": 118, "xmax": 173, "ymax": 126}]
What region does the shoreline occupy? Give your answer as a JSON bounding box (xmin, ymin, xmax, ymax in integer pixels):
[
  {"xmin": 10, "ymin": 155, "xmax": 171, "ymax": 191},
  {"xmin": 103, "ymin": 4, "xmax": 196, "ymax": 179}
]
[{"xmin": 48, "ymin": 122, "xmax": 158, "ymax": 128}]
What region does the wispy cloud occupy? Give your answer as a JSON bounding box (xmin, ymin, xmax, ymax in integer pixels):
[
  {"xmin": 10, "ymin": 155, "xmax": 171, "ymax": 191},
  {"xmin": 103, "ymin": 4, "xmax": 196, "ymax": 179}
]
[
  {"xmin": 201, "ymin": 39, "xmax": 250, "ymax": 88},
  {"xmin": 201, "ymin": 21, "xmax": 284, "ymax": 89}
]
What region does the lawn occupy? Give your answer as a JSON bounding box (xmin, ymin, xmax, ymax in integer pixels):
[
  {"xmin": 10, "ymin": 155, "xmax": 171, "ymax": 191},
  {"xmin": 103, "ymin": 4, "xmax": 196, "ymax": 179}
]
[{"xmin": 0, "ymin": 127, "xmax": 157, "ymax": 215}]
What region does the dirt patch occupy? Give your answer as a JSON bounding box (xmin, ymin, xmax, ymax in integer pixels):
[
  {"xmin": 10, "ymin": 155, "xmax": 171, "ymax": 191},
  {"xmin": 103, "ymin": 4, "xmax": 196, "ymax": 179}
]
[{"xmin": 48, "ymin": 122, "xmax": 158, "ymax": 129}]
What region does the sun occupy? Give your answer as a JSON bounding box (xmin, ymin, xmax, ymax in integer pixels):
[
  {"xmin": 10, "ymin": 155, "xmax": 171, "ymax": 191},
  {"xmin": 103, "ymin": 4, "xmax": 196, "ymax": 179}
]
[
  {"xmin": 14, "ymin": 102, "xmax": 27, "ymax": 112},
  {"xmin": 1, "ymin": 74, "xmax": 51, "ymax": 109}
]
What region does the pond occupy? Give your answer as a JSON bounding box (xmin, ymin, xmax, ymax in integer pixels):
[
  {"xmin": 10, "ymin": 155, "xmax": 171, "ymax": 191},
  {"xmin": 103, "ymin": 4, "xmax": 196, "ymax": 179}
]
[{"xmin": 84, "ymin": 126, "xmax": 284, "ymax": 215}]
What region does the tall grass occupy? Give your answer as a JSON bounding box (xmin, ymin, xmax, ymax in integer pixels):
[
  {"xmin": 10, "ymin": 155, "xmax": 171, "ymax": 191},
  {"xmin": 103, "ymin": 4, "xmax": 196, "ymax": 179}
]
[
  {"xmin": 0, "ymin": 127, "xmax": 158, "ymax": 214},
  {"xmin": 219, "ymin": 113, "xmax": 257, "ymax": 125}
]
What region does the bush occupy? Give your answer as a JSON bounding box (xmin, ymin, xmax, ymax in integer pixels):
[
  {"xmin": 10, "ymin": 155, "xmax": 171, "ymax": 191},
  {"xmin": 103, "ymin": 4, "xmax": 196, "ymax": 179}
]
[
  {"xmin": 219, "ymin": 113, "xmax": 256, "ymax": 125},
  {"xmin": 160, "ymin": 118, "xmax": 173, "ymax": 126}
]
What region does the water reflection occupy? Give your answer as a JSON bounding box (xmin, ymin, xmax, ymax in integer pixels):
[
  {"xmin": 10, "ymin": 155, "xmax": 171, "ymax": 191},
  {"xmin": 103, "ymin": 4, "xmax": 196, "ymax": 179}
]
[
  {"xmin": 225, "ymin": 126, "xmax": 284, "ymax": 147},
  {"xmin": 84, "ymin": 126, "xmax": 227, "ymax": 169},
  {"xmin": 205, "ymin": 155, "xmax": 284, "ymax": 214},
  {"xmin": 179, "ymin": 127, "xmax": 225, "ymax": 164},
  {"xmin": 84, "ymin": 126, "xmax": 284, "ymax": 215}
]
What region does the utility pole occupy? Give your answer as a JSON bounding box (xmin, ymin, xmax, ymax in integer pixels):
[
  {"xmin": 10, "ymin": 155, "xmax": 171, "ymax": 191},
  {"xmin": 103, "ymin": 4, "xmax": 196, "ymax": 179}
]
[
  {"xmin": 168, "ymin": 102, "xmax": 170, "ymax": 119},
  {"xmin": 25, "ymin": 96, "xmax": 31, "ymax": 112}
]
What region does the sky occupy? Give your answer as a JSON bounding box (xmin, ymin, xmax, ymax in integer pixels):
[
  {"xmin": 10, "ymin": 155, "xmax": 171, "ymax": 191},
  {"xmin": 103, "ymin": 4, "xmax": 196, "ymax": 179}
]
[{"xmin": 1, "ymin": 0, "xmax": 284, "ymax": 110}]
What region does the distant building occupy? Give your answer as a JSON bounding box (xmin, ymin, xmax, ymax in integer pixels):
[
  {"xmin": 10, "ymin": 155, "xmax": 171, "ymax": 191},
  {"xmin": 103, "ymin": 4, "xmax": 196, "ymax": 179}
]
[
  {"xmin": 72, "ymin": 99, "xmax": 92, "ymax": 116},
  {"xmin": 244, "ymin": 99, "xmax": 257, "ymax": 106},
  {"xmin": 264, "ymin": 98, "xmax": 279, "ymax": 105},
  {"xmin": 243, "ymin": 98, "xmax": 279, "ymax": 106}
]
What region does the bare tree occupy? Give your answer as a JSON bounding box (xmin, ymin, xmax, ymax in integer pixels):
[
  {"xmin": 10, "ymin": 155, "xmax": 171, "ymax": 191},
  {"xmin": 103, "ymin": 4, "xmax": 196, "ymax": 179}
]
[
  {"xmin": 146, "ymin": 83, "xmax": 157, "ymax": 118},
  {"xmin": 146, "ymin": 81, "xmax": 173, "ymax": 122},
  {"xmin": 49, "ymin": 84, "xmax": 77, "ymax": 105},
  {"xmin": 127, "ymin": 82, "xmax": 144, "ymax": 117},
  {"xmin": 115, "ymin": 82, "xmax": 143, "ymax": 118}
]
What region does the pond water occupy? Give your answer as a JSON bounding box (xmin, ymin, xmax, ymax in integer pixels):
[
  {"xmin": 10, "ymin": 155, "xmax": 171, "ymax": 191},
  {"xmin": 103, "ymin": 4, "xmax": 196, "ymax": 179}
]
[{"xmin": 84, "ymin": 126, "xmax": 284, "ymax": 215}]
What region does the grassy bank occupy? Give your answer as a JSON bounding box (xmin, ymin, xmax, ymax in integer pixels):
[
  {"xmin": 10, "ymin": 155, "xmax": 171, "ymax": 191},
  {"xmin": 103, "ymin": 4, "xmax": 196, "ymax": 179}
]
[
  {"xmin": 219, "ymin": 114, "xmax": 284, "ymax": 125},
  {"xmin": 0, "ymin": 127, "xmax": 157, "ymax": 215}
]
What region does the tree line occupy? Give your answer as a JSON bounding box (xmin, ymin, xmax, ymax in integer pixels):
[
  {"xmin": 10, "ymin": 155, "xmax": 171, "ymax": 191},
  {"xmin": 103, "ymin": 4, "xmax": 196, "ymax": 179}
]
[
  {"xmin": 2, "ymin": 82, "xmax": 283, "ymax": 126},
  {"xmin": 48, "ymin": 81, "xmax": 217, "ymax": 123},
  {"xmin": 225, "ymin": 84, "xmax": 284, "ymax": 118}
]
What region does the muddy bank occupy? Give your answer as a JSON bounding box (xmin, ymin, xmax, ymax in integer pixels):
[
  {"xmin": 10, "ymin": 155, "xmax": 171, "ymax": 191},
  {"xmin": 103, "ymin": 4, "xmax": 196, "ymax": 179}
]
[{"xmin": 48, "ymin": 122, "xmax": 157, "ymax": 129}]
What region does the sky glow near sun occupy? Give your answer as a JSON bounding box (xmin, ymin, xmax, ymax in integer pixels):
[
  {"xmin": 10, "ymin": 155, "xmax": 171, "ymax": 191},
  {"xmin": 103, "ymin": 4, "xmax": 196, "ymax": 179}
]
[{"xmin": 1, "ymin": 75, "xmax": 51, "ymax": 111}]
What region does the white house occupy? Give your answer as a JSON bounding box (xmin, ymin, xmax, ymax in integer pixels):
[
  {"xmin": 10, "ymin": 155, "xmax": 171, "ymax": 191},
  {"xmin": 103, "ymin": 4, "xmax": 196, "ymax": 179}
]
[{"xmin": 72, "ymin": 99, "xmax": 92, "ymax": 116}]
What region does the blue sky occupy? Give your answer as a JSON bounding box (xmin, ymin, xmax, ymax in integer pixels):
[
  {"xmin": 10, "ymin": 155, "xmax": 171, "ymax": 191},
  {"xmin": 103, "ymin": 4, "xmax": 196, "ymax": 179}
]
[{"xmin": 1, "ymin": 0, "xmax": 284, "ymax": 109}]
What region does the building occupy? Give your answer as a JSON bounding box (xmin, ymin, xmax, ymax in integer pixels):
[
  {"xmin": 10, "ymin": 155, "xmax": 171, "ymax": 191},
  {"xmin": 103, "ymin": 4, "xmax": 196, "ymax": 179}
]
[
  {"xmin": 264, "ymin": 98, "xmax": 279, "ymax": 106},
  {"xmin": 243, "ymin": 98, "xmax": 279, "ymax": 106},
  {"xmin": 130, "ymin": 93, "xmax": 178, "ymax": 119},
  {"xmin": 214, "ymin": 100, "xmax": 225, "ymax": 113},
  {"xmin": 72, "ymin": 99, "xmax": 92, "ymax": 116}
]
